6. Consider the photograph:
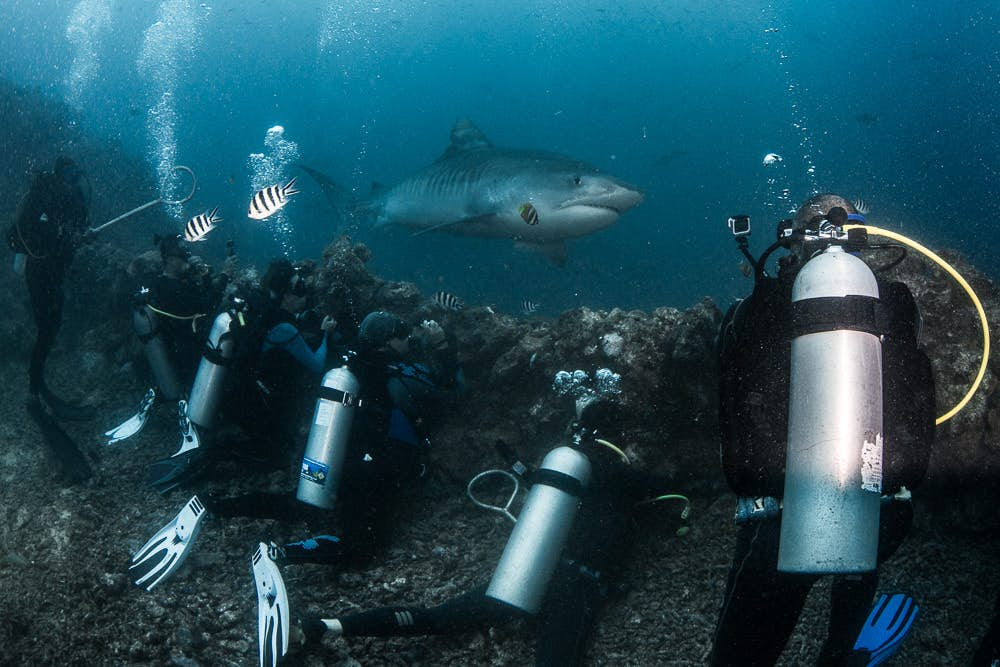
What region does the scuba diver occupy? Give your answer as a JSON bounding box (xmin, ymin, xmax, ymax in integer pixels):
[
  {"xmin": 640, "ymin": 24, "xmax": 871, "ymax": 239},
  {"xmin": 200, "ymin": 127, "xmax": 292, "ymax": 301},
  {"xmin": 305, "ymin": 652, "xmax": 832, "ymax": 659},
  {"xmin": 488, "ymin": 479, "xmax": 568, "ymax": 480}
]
[
  {"xmin": 144, "ymin": 257, "xmax": 337, "ymax": 493},
  {"xmin": 129, "ymin": 309, "xmax": 458, "ymax": 595},
  {"xmin": 7, "ymin": 156, "xmax": 94, "ymax": 420},
  {"xmin": 710, "ymin": 194, "xmax": 936, "ymax": 666},
  {"xmin": 104, "ymin": 234, "xmax": 231, "ymax": 446},
  {"xmin": 250, "ymin": 401, "xmax": 689, "ymax": 667}
]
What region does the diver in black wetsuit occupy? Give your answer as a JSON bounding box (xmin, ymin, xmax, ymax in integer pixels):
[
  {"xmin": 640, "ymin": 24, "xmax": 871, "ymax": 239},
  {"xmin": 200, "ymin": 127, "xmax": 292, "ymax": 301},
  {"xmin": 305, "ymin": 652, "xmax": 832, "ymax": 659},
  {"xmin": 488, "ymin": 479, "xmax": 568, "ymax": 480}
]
[
  {"xmin": 210, "ymin": 309, "xmax": 456, "ymax": 565},
  {"xmin": 710, "ymin": 194, "xmax": 936, "ymax": 666},
  {"xmin": 104, "ymin": 234, "xmax": 231, "ymax": 446},
  {"xmin": 288, "ymin": 411, "xmax": 685, "ymax": 667},
  {"xmin": 145, "ymin": 234, "xmax": 230, "ymax": 382},
  {"xmin": 219, "ymin": 258, "xmax": 338, "ymax": 466},
  {"xmin": 7, "ymin": 156, "xmax": 92, "ymax": 420}
]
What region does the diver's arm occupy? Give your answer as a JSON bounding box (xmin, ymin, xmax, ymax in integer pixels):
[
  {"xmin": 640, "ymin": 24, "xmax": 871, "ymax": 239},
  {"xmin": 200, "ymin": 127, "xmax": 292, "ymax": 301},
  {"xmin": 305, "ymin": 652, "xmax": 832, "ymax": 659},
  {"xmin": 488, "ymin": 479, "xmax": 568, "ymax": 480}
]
[{"xmin": 264, "ymin": 322, "xmax": 328, "ymax": 374}]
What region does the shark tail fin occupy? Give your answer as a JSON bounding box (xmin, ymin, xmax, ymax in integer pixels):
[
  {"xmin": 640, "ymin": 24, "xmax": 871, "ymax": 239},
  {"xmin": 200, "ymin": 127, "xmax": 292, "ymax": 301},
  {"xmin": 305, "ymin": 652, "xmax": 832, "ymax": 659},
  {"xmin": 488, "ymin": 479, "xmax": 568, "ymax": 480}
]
[{"xmin": 295, "ymin": 164, "xmax": 367, "ymax": 230}]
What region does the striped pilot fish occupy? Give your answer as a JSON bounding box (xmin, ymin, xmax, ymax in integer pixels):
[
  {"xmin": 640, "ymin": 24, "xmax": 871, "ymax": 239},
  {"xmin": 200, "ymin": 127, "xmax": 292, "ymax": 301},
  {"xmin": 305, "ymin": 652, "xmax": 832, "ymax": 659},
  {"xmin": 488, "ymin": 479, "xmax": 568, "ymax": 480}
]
[
  {"xmin": 248, "ymin": 177, "xmax": 300, "ymax": 220},
  {"xmin": 184, "ymin": 206, "xmax": 222, "ymax": 242},
  {"xmin": 520, "ymin": 299, "xmax": 540, "ymax": 315}
]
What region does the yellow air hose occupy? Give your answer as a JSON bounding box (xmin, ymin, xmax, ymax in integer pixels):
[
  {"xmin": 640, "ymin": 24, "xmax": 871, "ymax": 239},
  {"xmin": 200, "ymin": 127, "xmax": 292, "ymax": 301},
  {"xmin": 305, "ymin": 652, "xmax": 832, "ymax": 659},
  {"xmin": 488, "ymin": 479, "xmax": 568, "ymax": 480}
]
[{"xmin": 844, "ymin": 224, "xmax": 991, "ymax": 425}]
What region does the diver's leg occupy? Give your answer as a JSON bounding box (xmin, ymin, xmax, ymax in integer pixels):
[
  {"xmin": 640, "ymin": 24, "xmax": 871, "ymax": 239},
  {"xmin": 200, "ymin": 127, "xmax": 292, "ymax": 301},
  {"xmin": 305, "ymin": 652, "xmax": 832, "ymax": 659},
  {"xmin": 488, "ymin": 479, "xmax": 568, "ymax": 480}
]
[
  {"xmin": 710, "ymin": 519, "xmax": 815, "ymax": 667},
  {"xmin": 534, "ymin": 567, "xmax": 604, "ymax": 667},
  {"xmin": 819, "ymin": 499, "xmax": 914, "ymax": 664},
  {"xmin": 329, "ymin": 584, "xmax": 518, "ymax": 638},
  {"xmin": 26, "ymin": 266, "xmax": 63, "ymax": 396}
]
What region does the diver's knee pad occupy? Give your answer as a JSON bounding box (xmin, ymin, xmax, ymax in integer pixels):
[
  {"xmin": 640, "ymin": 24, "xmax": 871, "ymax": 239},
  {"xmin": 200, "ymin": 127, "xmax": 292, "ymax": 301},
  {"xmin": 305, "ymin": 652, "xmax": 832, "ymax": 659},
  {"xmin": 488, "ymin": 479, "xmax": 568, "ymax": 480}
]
[
  {"xmin": 133, "ymin": 303, "xmax": 181, "ymax": 401},
  {"xmin": 187, "ymin": 311, "xmax": 237, "ymax": 430},
  {"xmin": 486, "ymin": 446, "xmax": 591, "ymax": 614},
  {"xmin": 296, "ymin": 366, "xmax": 361, "ymax": 509}
]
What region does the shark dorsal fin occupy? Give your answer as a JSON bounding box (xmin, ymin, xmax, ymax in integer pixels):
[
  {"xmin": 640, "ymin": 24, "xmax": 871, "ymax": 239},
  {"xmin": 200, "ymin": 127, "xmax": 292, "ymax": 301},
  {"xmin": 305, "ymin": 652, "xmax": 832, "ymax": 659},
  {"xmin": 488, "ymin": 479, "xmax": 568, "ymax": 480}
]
[{"xmin": 438, "ymin": 119, "xmax": 493, "ymax": 161}]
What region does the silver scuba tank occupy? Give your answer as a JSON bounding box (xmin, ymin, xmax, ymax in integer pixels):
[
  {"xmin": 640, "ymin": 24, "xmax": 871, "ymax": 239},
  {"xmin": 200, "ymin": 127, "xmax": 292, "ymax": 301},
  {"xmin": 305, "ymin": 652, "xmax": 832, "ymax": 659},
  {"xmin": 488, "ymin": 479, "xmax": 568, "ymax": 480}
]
[
  {"xmin": 778, "ymin": 245, "xmax": 883, "ymax": 573},
  {"xmin": 486, "ymin": 446, "xmax": 591, "ymax": 614},
  {"xmin": 296, "ymin": 366, "xmax": 361, "ymax": 509},
  {"xmin": 187, "ymin": 311, "xmax": 237, "ymax": 429},
  {"xmin": 133, "ymin": 305, "xmax": 182, "ymax": 402}
]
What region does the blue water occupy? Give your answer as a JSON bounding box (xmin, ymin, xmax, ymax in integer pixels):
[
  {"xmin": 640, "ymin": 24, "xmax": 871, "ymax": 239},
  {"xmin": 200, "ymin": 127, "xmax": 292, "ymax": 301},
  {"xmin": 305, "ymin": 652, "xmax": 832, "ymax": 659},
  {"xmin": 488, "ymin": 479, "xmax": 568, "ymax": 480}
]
[{"xmin": 2, "ymin": 1, "xmax": 997, "ymax": 312}]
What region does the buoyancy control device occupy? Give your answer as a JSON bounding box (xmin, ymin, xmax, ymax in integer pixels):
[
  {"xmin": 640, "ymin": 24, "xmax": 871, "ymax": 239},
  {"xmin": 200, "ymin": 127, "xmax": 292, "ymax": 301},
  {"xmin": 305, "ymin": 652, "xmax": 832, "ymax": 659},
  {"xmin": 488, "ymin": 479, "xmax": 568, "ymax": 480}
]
[
  {"xmin": 296, "ymin": 365, "xmax": 361, "ymax": 509},
  {"xmin": 486, "ymin": 446, "xmax": 591, "ymax": 614}
]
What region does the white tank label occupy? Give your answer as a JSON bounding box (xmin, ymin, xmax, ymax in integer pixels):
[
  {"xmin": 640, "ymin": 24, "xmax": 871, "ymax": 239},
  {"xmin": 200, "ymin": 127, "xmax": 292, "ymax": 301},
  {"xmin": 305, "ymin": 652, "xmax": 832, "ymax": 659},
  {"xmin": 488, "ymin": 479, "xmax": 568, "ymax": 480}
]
[
  {"xmin": 315, "ymin": 401, "xmax": 334, "ymax": 426},
  {"xmin": 860, "ymin": 434, "xmax": 883, "ymax": 493}
]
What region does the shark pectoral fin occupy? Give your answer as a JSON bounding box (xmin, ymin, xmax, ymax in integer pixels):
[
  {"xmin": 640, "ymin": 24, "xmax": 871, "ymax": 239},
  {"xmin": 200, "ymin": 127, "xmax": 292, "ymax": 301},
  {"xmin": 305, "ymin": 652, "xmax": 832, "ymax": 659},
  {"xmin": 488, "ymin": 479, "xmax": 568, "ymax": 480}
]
[
  {"xmin": 410, "ymin": 215, "xmax": 495, "ymax": 237},
  {"xmin": 514, "ymin": 240, "xmax": 567, "ymax": 267}
]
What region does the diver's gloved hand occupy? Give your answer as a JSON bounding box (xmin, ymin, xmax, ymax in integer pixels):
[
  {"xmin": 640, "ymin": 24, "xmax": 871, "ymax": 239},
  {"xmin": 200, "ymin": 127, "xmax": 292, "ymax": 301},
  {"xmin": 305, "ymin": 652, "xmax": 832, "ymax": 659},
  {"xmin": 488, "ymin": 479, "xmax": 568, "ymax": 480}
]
[
  {"xmin": 129, "ymin": 495, "xmax": 207, "ymax": 591},
  {"xmin": 253, "ymin": 542, "xmax": 290, "ymax": 667}
]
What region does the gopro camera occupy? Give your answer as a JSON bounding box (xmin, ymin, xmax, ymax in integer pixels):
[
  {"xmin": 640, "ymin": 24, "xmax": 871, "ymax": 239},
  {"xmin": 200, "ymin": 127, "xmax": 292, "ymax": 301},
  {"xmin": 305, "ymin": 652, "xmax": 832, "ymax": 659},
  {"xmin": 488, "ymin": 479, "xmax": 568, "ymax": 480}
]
[{"xmin": 728, "ymin": 214, "xmax": 751, "ymax": 236}]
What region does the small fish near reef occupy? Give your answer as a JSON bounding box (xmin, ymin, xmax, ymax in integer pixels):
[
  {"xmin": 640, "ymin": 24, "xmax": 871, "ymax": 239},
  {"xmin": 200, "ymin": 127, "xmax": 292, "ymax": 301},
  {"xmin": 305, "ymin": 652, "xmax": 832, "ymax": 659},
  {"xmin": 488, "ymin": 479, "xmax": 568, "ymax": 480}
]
[
  {"xmin": 519, "ymin": 202, "xmax": 539, "ymax": 226},
  {"xmin": 248, "ymin": 177, "xmax": 299, "ymax": 220},
  {"xmin": 184, "ymin": 207, "xmax": 221, "ymax": 242},
  {"xmin": 520, "ymin": 299, "xmax": 541, "ymax": 315},
  {"xmin": 852, "ymin": 198, "xmax": 870, "ymax": 215},
  {"xmin": 432, "ymin": 291, "xmax": 465, "ymax": 311}
]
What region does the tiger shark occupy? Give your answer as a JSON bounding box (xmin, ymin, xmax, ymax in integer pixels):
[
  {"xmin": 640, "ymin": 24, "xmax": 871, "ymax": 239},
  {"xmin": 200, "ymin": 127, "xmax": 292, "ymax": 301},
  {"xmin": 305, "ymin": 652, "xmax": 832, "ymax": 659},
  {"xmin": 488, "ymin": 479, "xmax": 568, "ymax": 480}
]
[{"xmin": 300, "ymin": 119, "xmax": 643, "ymax": 263}]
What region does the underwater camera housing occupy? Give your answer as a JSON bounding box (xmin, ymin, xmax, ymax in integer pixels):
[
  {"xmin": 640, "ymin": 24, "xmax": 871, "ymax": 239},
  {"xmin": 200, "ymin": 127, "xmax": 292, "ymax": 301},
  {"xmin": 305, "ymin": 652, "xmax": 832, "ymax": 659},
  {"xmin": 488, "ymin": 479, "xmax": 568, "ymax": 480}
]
[{"xmin": 727, "ymin": 214, "xmax": 751, "ymax": 236}]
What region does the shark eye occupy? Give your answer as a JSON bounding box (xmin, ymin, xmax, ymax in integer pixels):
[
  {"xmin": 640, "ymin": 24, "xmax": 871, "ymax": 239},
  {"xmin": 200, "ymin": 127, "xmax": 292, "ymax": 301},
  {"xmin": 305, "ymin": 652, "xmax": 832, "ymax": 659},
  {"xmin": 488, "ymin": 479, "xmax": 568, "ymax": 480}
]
[{"xmin": 573, "ymin": 176, "xmax": 582, "ymax": 186}]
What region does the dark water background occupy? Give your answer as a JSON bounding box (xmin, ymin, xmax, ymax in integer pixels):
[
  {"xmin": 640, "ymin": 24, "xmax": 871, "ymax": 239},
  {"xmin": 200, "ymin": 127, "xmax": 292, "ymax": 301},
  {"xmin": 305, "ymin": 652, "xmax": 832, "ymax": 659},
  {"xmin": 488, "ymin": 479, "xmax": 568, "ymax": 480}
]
[{"xmin": 2, "ymin": 1, "xmax": 997, "ymax": 313}]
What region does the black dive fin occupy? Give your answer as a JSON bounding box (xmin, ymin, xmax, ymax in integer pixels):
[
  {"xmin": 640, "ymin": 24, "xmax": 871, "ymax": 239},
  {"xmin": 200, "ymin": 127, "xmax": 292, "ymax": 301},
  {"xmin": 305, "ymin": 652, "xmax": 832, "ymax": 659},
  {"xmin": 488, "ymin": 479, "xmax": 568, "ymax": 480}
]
[
  {"xmin": 147, "ymin": 449, "xmax": 207, "ymax": 494},
  {"xmin": 27, "ymin": 398, "xmax": 93, "ymax": 484},
  {"xmin": 40, "ymin": 387, "xmax": 95, "ymax": 421}
]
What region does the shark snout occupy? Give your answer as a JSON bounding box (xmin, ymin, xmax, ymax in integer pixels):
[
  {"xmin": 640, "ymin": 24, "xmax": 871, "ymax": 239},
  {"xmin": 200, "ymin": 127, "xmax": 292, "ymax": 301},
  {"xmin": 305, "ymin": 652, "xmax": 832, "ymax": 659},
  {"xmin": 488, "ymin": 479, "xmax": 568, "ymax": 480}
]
[{"xmin": 601, "ymin": 181, "xmax": 644, "ymax": 213}]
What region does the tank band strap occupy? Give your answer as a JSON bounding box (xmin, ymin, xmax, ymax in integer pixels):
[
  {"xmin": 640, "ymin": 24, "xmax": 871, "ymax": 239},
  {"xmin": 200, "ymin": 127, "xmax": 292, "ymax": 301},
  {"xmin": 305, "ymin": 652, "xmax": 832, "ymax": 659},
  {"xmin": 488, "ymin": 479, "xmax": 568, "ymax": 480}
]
[
  {"xmin": 318, "ymin": 385, "xmax": 364, "ymax": 408},
  {"xmin": 530, "ymin": 468, "xmax": 584, "ymax": 497},
  {"xmin": 791, "ymin": 295, "xmax": 890, "ymax": 338},
  {"xmin": 202, "ymin": 346, "xmax": 233, "ymax": 366}
]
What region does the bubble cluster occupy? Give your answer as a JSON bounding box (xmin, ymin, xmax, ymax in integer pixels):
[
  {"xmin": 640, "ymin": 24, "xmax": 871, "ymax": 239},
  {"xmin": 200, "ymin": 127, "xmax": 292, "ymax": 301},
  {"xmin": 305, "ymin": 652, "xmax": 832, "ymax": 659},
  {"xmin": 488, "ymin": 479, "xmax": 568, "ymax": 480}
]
[
  {"xmin": 137, "ymin": 0, "xmax": 204, "ymax": 219},
  {"xmin": 762, "ymin": 6, "xmax": 819, "ymax": 214},
  {"xmin": 553, "ymin": 368, "xmax": 622, "ymax": 399},
  {"xmin": 248, "ymin": 125, "xmax": 301, "ymax": 257},
  {"xmin": 554, "ymin": 368, "xmax": 623, "ymax": 421},
  {"xmin": 64, "ymin": 0, "xmax": 112, "ymax": 110}
]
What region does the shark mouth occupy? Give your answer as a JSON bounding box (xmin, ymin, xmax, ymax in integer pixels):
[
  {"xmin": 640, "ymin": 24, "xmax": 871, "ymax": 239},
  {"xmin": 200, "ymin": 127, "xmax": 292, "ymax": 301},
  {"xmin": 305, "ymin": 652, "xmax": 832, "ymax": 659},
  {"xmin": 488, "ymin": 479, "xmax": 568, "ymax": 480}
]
[{"xmin": 558, "ymin": 201, "xmax": 623, "ymax": 214}]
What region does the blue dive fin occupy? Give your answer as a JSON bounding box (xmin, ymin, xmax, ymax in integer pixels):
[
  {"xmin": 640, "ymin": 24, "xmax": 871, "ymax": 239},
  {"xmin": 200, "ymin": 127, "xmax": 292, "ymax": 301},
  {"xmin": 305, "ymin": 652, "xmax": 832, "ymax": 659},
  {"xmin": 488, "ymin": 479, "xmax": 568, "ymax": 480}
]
[{"xmin": 853, "ymin": 593, "xmax": 919, "ymax": 667}]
